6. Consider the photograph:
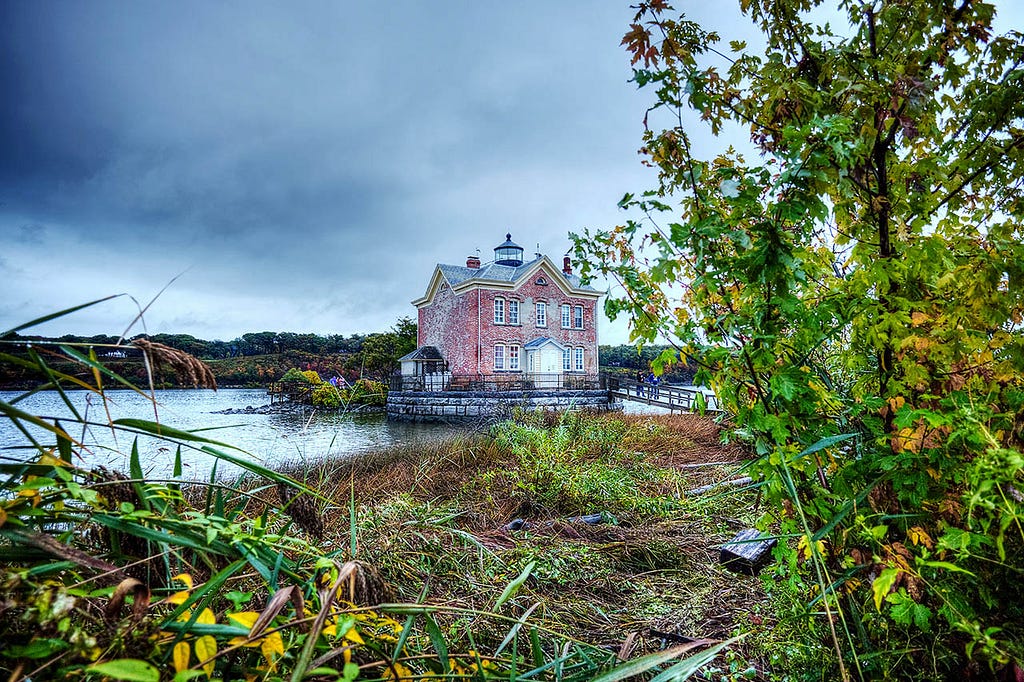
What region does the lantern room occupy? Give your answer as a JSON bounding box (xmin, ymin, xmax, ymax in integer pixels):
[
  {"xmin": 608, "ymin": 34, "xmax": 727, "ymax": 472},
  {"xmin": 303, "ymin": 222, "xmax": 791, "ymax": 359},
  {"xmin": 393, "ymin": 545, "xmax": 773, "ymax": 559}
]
[{"xmin": 493, "ymin": 233, "xmax": 524, "ymax": 267}]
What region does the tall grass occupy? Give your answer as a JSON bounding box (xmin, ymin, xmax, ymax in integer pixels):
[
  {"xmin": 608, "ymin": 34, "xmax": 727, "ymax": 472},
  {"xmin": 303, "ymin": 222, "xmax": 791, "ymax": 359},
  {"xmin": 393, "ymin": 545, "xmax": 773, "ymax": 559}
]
[{"xmin": 0, "ymin": 301, "xmax": 728, "ymax": 681}]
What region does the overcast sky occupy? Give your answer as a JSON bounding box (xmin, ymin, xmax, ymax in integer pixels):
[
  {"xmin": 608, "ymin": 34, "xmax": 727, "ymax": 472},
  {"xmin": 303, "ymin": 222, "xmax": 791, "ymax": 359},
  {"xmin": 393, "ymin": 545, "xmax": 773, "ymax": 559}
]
[{"xmin": 2, "ymin": 2, "xmax": 1021, "ymax": 345}]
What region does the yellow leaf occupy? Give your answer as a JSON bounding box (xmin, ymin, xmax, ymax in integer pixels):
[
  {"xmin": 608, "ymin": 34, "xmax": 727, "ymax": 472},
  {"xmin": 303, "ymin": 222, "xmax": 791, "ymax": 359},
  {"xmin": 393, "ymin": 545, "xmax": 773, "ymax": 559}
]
[
  {"xmin": 173, "ymin": 641, "xmax": 191, "ymax": 674},
  {"xmin": 227, "ymin": 611, "xmax": 259, "ymax": 629},
  {"xmin": 910, "ymin": 311, "xmax": 930, "ymax": 326},
  {"xmin": 228, "ymin": 636, "xmax": 260, "ymax": 648},
  {"xmin": 383, "ymin": 662, "xmax": 415, "ymax": 681},
  {"xmin": 39, "ymin": 452, "xmax": 70, "ymax": 467},
  {"xmin": 908, "ymin": 526, "xmax": 934, "ymax": 549},
  {"xmin": 167, "ymin": 591, "xmax": 191, "ymax": 606},
  {"xmin": 196, "ymin": 608, "xmax": 216, "ymax": 625},
  {"xmin": 173, "ymin": 574, "xmax": 194, "ymax": 590},
  {"xmin": 195, "ymin": 635, "xmax": 217, "ymax": 677},
  {"xmin": 261, "ymin": 631, "xmax": 285, "ymax": 671},
  {"xmin": 344, "ymin": 628, "xmax": 365, "ymax": 645}
]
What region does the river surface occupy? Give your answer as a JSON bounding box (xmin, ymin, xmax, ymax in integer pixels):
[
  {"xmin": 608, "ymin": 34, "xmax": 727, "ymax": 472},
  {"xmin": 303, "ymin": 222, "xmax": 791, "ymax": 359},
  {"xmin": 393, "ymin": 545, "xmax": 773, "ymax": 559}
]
[{"xmin": 0, "ymin": 389, "xmax": 457, "ymax": 480}]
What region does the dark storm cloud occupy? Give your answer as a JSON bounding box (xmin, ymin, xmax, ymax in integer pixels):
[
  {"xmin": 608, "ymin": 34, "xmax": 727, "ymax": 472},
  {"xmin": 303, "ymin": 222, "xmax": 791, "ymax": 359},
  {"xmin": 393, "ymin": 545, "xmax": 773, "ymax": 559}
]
[{"xmin": 0, "ymin": 1, "xmax": 661, "ymax": 339}]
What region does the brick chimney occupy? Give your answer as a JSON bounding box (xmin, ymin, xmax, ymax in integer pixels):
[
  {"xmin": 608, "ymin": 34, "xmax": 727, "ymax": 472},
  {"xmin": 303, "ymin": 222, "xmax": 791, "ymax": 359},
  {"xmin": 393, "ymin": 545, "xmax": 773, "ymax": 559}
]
[
  {"xmin": 467, "ymin": 254, "xmax": 481, "ymax": 269},
  {"xmin": 563, "ymin": 255, "xmax": 572, "ymax": 275}
]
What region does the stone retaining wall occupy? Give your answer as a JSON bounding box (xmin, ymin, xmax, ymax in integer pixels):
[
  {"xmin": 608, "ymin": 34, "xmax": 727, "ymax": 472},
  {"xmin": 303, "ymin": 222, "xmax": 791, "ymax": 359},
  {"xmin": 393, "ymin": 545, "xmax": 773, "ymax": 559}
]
[{"xmin": 386, "ymin": 389, "xmax": 619, "ymax": 423}]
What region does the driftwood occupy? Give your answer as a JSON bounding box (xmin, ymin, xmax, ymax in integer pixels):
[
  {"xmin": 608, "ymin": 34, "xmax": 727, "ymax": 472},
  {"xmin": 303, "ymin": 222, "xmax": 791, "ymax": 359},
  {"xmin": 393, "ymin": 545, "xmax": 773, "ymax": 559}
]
[
  {"xmin": 685, "ymin": 476, "xmax": 753, "ymax": 496},
  {"xmin": 719, "ymin": 528, "xmax": 777, "ymax": 576}
]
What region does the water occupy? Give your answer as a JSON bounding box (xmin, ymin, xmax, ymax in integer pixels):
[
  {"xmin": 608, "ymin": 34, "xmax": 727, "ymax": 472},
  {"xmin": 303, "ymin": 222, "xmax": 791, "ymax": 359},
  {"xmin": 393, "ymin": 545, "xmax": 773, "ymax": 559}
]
[{"xmin": 0, "ymin": 389, "xmax": 455, "ymax": 480}]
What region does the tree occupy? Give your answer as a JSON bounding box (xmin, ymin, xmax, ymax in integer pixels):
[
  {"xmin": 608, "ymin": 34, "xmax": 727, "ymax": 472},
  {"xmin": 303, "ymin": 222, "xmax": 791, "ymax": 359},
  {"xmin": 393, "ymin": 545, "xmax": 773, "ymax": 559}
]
[
  {"xmin": 354, "ymin": 318, "xmax": 418, "ymax": 383},
  {"xmin": 574, "ymin": 2, "xmax": 1024, "ymax": 677}
]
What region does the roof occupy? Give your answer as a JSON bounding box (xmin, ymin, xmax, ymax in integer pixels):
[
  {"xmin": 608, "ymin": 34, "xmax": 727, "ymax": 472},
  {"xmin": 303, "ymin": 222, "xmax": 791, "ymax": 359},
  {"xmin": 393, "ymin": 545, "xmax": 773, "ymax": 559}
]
[
  {"xmin": 495, "ymin": 233, "xmax": 522, "ymax": 251},
  {"xmin": 524, "ymin": 336, "xmax": 566, "ymax": 351},
  {"xmin": 412, "ymin": 254, "xmax": 602, "ymax": 307},
  {"xmin": 398, "ymin": 346, "xmax": 444, "ymax": 362},
  {"xmin": 437, "ymin": 256, "xmax": 593, "ymax": 291}
]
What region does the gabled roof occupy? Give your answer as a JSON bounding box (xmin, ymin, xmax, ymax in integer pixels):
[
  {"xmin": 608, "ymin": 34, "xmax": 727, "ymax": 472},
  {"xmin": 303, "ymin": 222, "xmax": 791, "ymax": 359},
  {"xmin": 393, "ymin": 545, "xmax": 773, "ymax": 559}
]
[
  {"xmin": 524, "ymin": 336, "xmax": 566, "ymax": 351},
  {"xmin": 398, "ymin": 346, "xmax": 444, "ymax": 362},
  {"xmin": 413, "ymin": 255, "xmax": 600, "ymax": 307}
]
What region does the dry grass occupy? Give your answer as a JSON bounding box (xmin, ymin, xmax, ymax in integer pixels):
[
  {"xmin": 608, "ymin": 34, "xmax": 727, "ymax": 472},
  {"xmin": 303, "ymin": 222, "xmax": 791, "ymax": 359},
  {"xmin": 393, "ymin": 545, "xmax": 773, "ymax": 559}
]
[
  {"xmin": 132, "ymin": 338, "xmax": 218, "ymax": 389},
  {"xmin": 268, "ymin": 412, "xmax": 775, "ymax": 671}
]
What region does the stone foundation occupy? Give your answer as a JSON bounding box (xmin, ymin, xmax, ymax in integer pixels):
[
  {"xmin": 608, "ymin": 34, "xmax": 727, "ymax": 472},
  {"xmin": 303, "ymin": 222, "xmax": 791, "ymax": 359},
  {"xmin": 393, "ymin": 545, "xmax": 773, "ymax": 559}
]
[{"xmin": 386, "ymin": 389, "xmax": 619, "ymax": 423}]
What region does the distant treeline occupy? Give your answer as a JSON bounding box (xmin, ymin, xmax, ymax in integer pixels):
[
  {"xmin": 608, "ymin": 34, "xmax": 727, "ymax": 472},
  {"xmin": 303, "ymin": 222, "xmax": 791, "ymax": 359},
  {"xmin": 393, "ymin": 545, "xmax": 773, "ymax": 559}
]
[
  {"xmin": 599, "ymin": 344, "xmax": 697, "ymax": 384},
  {"xmin": 0, "ymin": 327, "xmax": 695, "ymax": 389},
  {"xmin": 6, "ymin": 330, "xmax": 371, "ymax": 360},
  {"xmin": 0, "ymin": 318, "xmax": 418, "ymax": 390}
]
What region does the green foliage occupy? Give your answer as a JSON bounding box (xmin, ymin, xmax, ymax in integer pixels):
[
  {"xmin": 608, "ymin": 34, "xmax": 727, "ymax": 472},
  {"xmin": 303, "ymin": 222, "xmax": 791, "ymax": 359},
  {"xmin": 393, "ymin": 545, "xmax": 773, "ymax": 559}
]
[
  {"xmin": 573, "ymin": 1, "xmax": 1024, "ymax": 678},
  {"xmin": 487, "ymin": 410, "xmax": 681, "ymax": 520},
  {"xmin": 311, "ymin": 381, "xmax": 342, "ymax": 408},
  {"xmin": 599, "ymin": 344, "xmax": 697, "ymax": 383},
  {"xmin": 358, "ymin": 317, "xmax": 418, "ymax": 383}
]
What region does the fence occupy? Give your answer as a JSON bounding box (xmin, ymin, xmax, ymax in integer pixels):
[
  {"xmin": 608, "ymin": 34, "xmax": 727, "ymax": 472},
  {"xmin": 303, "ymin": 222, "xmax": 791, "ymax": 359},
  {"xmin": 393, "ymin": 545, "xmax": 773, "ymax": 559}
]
[{"xmin": 389, "ymin": 373, "xmax": 604, "ymax": 393}]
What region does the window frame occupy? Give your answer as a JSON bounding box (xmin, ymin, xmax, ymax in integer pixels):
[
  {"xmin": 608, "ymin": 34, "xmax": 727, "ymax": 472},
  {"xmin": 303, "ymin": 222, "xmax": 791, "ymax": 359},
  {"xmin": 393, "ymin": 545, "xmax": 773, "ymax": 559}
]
[
  {"xmin": 509, "ymin": 344, "xmax": 521, "ymax": 370},
  {"xmin": 574, "ymin": 347, "xmax": 584, "ymax": 372},
  {"xmin": 562, "ymin": 347, "xmax": 572, "ymax": 371},
  {"xmin": 493, "ymin": 297, "xmax": 505, "ymax": 325},
  {"xmin": 536, "ymin": 301, "xmax": 547, "ymax": 327},
  {"xmin": 573, "ymin": 305, "xmax": 584, "ymax": 329},
  {"xmin": 561, "ymin": 304, "xmax": 571, "ymax": 328},
  {"xmin": 494, "ymin": 343, "xmax": 505, "ymax": 370},
  {"xmin": 508, "ymin": 299, "xmax": 520, "ymax": 325}
]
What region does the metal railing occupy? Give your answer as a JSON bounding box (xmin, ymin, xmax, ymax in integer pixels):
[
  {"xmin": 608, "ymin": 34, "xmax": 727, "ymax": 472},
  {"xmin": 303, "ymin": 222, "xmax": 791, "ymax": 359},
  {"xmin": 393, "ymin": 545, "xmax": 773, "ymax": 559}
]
[
  {"xmin": 389, "ymin": 373, "xmax": 604, "ymax": 393},
  {"xmin": 605, "ymin": 375, "xmax": 719, "ymax": 411}
]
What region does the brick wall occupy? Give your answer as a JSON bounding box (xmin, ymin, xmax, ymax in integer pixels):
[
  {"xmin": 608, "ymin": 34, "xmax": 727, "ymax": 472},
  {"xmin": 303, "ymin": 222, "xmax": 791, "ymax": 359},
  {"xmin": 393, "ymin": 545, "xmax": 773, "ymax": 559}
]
[{"xmin": 417, "ymin": 262, "xmax": 599, "ymax": 375}]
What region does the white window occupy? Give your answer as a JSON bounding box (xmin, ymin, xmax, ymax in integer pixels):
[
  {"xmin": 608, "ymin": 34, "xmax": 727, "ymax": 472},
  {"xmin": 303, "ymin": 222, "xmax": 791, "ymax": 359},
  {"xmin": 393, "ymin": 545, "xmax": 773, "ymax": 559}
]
[
  {"xmin": 562, "ymin": 348, "xmax": 572, "ymax": 371},
  {"xmin": 573, "ymin": 305, "xmax": 584, "ymax": 329},
  {"xmin": 574, "ymin": 347, "xmax": 585, "ymax": 372},
  {"xmin": 509, "ymin": 345, "xmax": 521, "ymax": 370},
  {"xmin": 561, "ymin": 304, "xmax": 571, "ymax": 328},
  {"xmin": 508, "ymin": 299, "xmax": 519, "ymax": 325},
  {"xmin": 494, "ymin": 298, "xmax": 505, "ymax": 325},
  {"xmin": 494, "ymin": 344, "xmax": 505, "ymax": 370},
  {"xmin": 536, "ymin": 301, "xmax": 547, "ymax": 327}
]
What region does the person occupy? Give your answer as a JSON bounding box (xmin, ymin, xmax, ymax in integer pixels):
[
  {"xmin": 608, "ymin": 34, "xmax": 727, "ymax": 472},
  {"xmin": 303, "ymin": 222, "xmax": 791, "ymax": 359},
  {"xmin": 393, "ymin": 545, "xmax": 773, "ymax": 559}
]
[
  {"xmin": 635, "ymin": 369, "xmax": 645, "ymax": 396},
  {"xmin": 651, "ymin": 373, "xmax": 661, "ymax": 399},
  {"xmin": 647, "ymin": 372, "xmax": 657, "ymax": 399}
]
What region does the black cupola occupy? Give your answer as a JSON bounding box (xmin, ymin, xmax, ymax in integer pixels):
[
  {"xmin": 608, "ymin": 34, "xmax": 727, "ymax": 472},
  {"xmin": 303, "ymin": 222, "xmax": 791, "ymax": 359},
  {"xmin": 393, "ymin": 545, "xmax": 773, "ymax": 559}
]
[{"xmin": 494, "ymin": 233, "xmax": 524, "ymax": 267}]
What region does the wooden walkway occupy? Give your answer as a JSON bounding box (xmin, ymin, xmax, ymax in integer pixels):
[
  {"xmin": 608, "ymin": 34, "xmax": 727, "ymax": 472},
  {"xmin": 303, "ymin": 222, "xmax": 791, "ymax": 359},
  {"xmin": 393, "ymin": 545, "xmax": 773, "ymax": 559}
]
[{"xmin": 605, "ymin": 376, "xmax": 715, "ymax": 412}]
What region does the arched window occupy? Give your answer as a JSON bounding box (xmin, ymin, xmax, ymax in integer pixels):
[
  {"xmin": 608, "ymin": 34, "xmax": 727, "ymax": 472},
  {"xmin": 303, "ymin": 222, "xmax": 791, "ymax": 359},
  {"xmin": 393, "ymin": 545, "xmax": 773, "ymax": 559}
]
[
  {"xmin": 508, "ymin": 299, "xmax": 520, "ymax": 325},
  {"xmin": 536, "ymin": 301, "xmax": 547, "ymax": 327},
  {"xmin": 561, "ymin": 304, "xmax": 571, "ymax": 328},
  {"xmin": 574, "ymin": 347, "xmax": 585, "ymax": 372},
  {"xmin": 573, "ymin": 305, "xmax": 584, "ymax": 329},
  {"xmin": 494, "ymin": 344, "xmax": 505, "ymax": 370},
  {"xmin": 562, "ymin": 347, "xmax": 572, "ymax": 371},
  {"xmin": 494, "ymin": 297, "xmax": 505, "ymax": 325}
]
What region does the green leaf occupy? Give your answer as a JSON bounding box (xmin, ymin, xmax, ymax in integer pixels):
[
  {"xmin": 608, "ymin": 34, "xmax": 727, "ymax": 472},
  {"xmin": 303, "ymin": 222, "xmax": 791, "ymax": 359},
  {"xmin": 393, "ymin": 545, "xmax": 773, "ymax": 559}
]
[
  {"xmin": 423, "ymin": 613, "xmax": 449, "ymax": 672},
  {"xmin": 87, "ymin": 659, "xmax": 160, "ymax": 682},
  {"xmin": 4, "ymin": 638, "xmax": 69, "ymax": 659},
  {"xmin": 590, "ymin": 640, "xmax": 730, "ymax": 682},
  {"xmin": 872, "ymin": 567, "xmax": 900, "ymax": 611},
  {"xmin": 493, "ymin": 560, "xmax": 535, "ymax": 610}
]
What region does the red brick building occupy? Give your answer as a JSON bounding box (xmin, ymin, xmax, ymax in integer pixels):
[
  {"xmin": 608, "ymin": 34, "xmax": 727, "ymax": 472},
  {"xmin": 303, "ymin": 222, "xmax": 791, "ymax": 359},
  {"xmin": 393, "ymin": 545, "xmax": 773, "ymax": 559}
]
[{"xmin": 401, "ymin": 234, "xmax": 602, "ymax": 385}]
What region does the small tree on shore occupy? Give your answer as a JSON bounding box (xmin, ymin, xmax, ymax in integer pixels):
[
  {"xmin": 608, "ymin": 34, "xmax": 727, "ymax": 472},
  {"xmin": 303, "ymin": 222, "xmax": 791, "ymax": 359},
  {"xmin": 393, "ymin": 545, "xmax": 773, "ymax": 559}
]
[{"xmin": 573, "ymin": 1, "xmax": 1024, "ymax": 677}]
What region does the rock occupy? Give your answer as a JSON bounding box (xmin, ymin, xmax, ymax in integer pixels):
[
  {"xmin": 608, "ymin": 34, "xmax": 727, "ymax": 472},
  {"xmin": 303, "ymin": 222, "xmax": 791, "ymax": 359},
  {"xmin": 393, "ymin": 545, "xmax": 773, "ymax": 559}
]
[{"xmin": 719, "ymin": 528, "xmax": 777, "ymax": 576}]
